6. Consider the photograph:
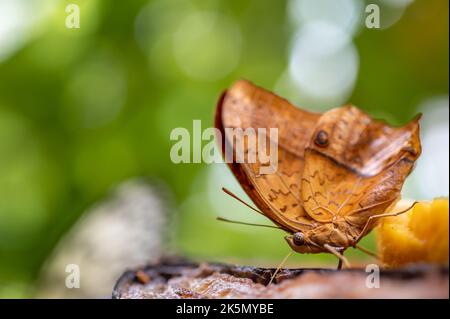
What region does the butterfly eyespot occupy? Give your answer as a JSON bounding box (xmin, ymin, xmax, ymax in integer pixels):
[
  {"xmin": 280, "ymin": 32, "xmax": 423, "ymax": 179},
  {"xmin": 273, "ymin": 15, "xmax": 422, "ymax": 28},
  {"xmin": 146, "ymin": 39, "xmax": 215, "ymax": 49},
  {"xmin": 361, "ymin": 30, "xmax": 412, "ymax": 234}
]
[
  {"xmin": 315, "ymin": 130, "xmax": 329, "ymax": 147},
  {"xmin": 293, "ymin": 232, "xmax": 305, "ymax": 246}
]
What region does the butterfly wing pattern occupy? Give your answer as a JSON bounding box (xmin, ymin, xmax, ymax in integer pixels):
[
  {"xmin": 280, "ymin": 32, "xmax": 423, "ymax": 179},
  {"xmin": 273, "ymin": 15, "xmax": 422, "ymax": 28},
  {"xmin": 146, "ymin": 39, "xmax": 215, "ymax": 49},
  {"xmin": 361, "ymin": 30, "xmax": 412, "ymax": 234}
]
[
  {"xmin": 215, "ymin": 80, "xmax": 422, "ymax": 252},
  {"xmin": 215, "ymin": 80, "xmax": 320, "ymax": 232},
  {"xmin": 301, "ymin": 106, "xmax": 421, "ymax": 235}
]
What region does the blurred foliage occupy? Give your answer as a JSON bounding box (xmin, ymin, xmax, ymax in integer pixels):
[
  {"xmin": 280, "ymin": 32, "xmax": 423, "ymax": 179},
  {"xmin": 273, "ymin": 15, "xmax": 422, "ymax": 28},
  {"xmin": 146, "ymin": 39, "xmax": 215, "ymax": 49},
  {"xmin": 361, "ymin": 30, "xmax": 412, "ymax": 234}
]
[{"xmin": 0, "ymin": 0, "xmax": 448, "ymax": 296}]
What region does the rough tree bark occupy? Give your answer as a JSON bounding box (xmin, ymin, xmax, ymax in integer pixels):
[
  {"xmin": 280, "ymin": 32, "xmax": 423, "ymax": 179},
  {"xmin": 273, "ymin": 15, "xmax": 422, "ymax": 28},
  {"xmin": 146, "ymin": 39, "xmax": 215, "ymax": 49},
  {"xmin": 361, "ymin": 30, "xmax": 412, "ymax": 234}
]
[{"xmin": 113, "ymin": 258, "xmax": 448, "ymax": 299}]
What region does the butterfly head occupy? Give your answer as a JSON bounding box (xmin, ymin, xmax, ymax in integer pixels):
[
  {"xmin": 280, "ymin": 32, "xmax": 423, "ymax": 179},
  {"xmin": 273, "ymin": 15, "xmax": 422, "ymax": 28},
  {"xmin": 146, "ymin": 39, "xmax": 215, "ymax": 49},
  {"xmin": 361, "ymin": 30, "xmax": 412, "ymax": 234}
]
[{"xmin": 284, "ymin": 232, "xmax": 323, "ymax": 253}]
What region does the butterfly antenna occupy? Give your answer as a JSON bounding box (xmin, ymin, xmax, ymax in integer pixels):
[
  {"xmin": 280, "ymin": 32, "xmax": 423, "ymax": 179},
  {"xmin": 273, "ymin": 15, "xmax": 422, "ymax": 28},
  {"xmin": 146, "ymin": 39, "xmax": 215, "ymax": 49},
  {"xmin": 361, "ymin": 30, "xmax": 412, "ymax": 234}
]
[
  {"xmin": 216, "ymin": 217, "xmax": 283, "ymax": 230},
  {"xmin": 222, "ymin": 187, "xmax": 264, "ymax": 216}
]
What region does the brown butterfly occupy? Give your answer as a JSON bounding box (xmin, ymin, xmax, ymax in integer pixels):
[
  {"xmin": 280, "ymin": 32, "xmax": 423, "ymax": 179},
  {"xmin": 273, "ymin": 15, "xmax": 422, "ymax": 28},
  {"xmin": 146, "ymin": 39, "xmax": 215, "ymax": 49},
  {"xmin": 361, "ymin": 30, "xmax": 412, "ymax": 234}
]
[{"xmin": 215, "ymin": 80, "xmax": 421, "ymax": 269}]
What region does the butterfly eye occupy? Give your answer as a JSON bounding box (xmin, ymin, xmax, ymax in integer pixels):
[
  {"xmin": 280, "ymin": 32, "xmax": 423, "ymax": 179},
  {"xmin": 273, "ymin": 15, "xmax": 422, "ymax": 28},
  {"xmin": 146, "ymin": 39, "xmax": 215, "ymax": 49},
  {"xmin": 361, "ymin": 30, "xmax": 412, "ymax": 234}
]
[
  {"xmin": 315, "ymin": 130, "xmax": 329, "ymax": 147},
  {"xmin": 293, "ymin": 232, "xmax": 305, "ymax": 246}
]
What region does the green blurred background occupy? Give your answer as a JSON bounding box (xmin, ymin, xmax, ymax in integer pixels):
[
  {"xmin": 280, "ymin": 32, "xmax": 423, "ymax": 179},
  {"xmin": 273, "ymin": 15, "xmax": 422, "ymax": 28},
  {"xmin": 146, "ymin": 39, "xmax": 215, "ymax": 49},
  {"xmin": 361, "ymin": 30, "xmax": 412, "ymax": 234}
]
[{"xmin": 0, "ymin": 0, "xmax": 448, "ymax": 297}]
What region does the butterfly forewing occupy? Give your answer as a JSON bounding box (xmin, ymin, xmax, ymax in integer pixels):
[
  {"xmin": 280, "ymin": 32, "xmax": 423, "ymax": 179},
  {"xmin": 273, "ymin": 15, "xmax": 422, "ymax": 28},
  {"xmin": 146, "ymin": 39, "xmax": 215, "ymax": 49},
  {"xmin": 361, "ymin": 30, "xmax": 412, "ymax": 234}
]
[{"xmin": 215, "ymin": 80, "xmax": 320, "ymax": 233}]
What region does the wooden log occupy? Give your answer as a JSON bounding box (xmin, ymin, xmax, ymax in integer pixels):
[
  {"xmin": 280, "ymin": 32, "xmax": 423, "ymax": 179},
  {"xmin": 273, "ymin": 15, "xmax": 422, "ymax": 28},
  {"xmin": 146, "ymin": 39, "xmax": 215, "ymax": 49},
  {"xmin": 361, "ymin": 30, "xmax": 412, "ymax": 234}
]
[{"xmin": 112, "ymin": 258, "xmax": 448, "ymax": 299}]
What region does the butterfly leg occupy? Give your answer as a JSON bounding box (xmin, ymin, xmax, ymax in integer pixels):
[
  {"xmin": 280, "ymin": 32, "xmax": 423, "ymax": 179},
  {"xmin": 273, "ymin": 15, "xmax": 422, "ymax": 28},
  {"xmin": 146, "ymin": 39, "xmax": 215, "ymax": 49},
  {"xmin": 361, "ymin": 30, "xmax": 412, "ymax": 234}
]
[
  {"xmin": 355, "ymin": 244, "xmax": 378, "ymax": 259},
  {"xmin": 324, "ymin": 244, "xmax": 350, "ymax": 269},
  {"xmin": 353, "ymin": 201, "xmax": 418, "ymax": 244}
]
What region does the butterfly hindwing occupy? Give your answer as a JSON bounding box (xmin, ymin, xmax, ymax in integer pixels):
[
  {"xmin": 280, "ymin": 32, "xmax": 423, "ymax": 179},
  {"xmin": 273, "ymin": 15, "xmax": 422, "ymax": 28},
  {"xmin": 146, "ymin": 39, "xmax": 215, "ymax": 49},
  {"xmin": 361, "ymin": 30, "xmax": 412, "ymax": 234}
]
[{"xmin": 300, "ymin": 106, "xmax": 421, "ymax": 228}]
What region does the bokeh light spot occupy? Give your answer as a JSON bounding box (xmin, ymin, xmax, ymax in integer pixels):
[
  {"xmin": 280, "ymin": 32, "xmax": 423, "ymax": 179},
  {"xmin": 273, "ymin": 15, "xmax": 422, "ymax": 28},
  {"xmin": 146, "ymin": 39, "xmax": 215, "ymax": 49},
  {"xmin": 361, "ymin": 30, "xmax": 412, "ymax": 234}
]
[
  {"xmin": 172, "ymin": 11, "xmax": 242, "ymax": 81},
  {"xmin": 288, "ymin": 22, "xmax": 359, "ymax": 109}
]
